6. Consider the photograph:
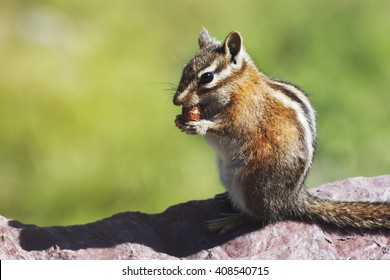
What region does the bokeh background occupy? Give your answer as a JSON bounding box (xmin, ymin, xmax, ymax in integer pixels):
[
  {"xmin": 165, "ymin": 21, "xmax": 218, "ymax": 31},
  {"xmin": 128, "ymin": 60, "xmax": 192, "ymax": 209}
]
[{"xmin": 0, "ymin": 0, "xmax": 389, "ymax": 226}]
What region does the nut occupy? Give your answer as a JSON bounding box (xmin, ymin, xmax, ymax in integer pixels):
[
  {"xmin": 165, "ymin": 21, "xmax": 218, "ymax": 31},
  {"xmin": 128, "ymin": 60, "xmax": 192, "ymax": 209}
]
[{"xmin": 182, "ymin": 105, "xmax": 201, "ymax": 122}]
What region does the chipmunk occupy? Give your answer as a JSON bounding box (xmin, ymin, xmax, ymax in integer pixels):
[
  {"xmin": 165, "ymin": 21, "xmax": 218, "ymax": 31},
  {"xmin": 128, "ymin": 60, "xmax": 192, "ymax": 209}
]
[{"xmin": 173, "ymin": 28, "xmax": 390, "ymax": 234}]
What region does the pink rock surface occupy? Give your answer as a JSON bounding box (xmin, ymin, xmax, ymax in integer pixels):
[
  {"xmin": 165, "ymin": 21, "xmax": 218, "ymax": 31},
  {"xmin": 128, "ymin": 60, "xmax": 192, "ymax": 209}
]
[{"xmin": 1, "ymin": 176, "xmax": 390, "ymax": 260}]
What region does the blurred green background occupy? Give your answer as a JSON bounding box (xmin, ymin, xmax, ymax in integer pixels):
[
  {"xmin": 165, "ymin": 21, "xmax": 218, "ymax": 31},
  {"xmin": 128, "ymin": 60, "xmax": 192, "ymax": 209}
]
[{"xmin": 0, "ymin": 0, "xmax": 389, "ymax": 226}]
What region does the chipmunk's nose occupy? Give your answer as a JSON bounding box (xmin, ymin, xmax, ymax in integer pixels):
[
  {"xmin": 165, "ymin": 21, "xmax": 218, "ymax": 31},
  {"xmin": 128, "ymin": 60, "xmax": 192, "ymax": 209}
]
[
  {"xmin": 173, "ymin": 90, "xmax": 186, "ymax": 106},
  {"xmin": 173, "ymin": 91, "xmax": 181, "ymax": 106}
]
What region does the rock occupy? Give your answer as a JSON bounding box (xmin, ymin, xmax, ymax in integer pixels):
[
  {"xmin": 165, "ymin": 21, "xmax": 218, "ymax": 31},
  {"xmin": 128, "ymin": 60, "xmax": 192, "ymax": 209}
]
[{"xmin": 1, "ymin": 176, "xmax": 390, "ymax": 260}]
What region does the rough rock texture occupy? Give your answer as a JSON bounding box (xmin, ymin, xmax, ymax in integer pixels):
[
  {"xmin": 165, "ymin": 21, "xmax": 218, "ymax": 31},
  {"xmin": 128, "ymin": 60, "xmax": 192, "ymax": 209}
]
[{"xmin": 1, "ymin": 176, "xmax": 390, "ymax": 260}]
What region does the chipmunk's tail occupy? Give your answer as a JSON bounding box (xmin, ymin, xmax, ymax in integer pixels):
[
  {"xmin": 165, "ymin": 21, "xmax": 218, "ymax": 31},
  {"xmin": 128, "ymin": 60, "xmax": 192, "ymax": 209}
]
[{"xmin": 295, "ymin": 191, "xmax": 390, "ymax": 229}]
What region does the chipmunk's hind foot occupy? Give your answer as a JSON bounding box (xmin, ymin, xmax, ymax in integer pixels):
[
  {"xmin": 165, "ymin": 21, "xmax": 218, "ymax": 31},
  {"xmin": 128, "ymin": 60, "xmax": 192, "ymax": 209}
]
[{"xmin": 206, "ymin": 212, "xmax": 253, "ymax": 234}]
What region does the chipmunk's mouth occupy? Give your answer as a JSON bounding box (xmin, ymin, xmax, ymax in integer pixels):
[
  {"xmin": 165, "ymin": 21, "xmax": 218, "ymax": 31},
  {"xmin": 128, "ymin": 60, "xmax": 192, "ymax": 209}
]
[
  {"xmin": 182, "ymin": 105, "xmax": 201, "ymax": 122},
  {"xmin": 182, "ymin": 103, "xmax": 217, "ymax": 120},
  {"xmin": 181, "ymin": 103, "xmax": 214, "ymax": 121}
]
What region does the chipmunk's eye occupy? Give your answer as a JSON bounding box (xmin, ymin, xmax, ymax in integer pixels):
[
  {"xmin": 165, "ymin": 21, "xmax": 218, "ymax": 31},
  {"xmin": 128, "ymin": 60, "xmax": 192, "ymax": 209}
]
[{"xmin": 199, "ymin": 72, "xmax": 214, "ymax": 85}]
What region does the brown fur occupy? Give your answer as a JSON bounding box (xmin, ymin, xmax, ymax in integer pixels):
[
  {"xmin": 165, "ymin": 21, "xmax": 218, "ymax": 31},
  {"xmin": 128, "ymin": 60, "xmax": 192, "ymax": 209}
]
[{"xmin": 174, "ymin": 28, "xmax": 390, "ymax": 232}]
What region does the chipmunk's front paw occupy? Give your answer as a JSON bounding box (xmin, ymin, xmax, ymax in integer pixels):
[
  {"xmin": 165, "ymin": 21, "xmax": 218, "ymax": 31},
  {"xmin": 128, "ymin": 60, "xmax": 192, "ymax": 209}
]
[{"xmin": 175, "ymin": 115, "xmax": 211, "ymax": 135}]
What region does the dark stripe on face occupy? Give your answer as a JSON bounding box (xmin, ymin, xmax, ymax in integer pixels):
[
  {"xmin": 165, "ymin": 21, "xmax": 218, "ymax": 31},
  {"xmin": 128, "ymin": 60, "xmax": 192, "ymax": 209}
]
[{"xmin": 198, "ymin": 60, "xmax": 248, "ymax": 94}]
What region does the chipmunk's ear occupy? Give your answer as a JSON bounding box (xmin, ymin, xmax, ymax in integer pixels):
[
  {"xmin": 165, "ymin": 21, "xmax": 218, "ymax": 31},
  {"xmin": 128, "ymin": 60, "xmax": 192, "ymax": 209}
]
[
  {"xmin": 198, "ymin": 28, "xmax": 213, "ymax": 49},
  {"xmin": 223, "ymin": 31, "xmax": 242, "ymax": 64}
]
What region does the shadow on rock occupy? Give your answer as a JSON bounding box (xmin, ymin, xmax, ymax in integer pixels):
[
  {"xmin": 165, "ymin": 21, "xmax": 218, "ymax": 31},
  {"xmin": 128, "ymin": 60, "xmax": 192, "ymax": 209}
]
[{"xmin": 8, "ymin": 199, "xmax": 260, "ymax": 258}]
